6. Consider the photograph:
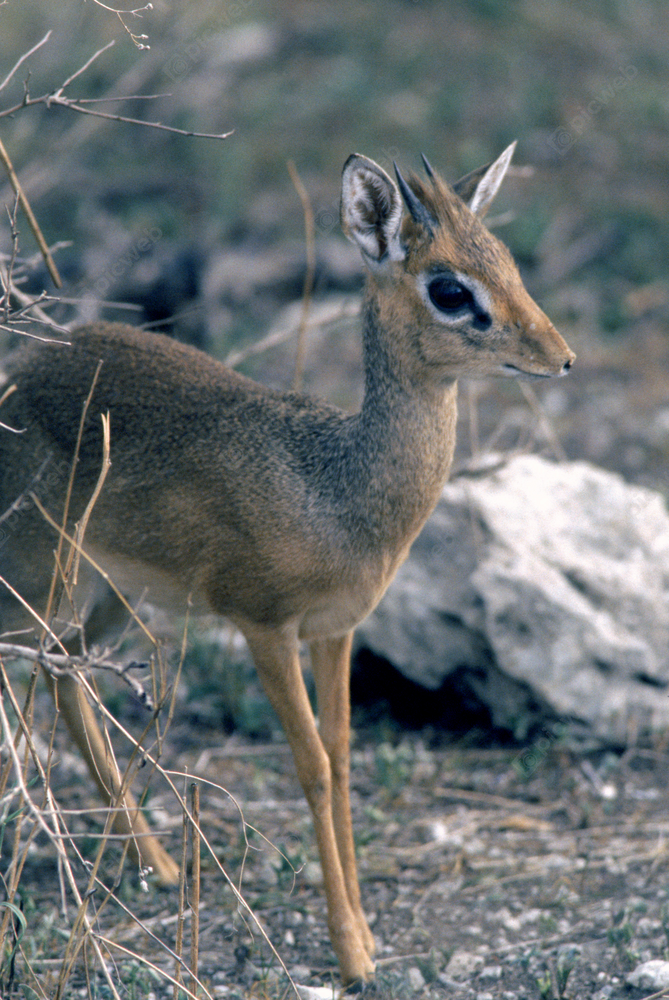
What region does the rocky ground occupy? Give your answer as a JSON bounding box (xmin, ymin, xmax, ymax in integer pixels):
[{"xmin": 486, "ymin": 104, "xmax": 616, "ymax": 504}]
[{"xmin": 7, "ymin": 696, "xmax": 669, "ymax": 1000}]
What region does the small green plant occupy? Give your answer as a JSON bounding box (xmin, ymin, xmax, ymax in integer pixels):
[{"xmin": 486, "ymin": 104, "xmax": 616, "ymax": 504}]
[
  {"xmin": 537, "ymin": 912, "xmax": 559, "ymax": 935},
  {"xmin": 185, "ymin": 630, "xmax": 278, "ymax": 739},
  {"xmin": 0, "ymin": 900, "xmax": 27, "ymax": 995},
  {"xmin": 535, "ymin": 946, "xmax": 580, "ymax": 1000},
  {"xmin": 555, "ymin": 945, "xmax": 581, "ymax": 996},
  {"xmin": 536, "ymin": 968, "xmax": 552, "ymax": 999},
  {"xmin": 120, "ymin": 959, "xmax": 163, "ymax": 999},
  {"xmin": 270, "ymin": 840, "xmax": 308, "ymax": 890},
  {"xmin": 373, "ymin": 739, "xmax": 415, "ymax": 797},
  {"xmin": 608, "ymin": 907, "xmax": 640, "ymax": 969},
  {"xmin": 661, "ymin": 901, "xmax": 669, "ymax": 958},
  {"xmin": 415, "ymin": 948, "xmax": 443, "ymax": 986}
]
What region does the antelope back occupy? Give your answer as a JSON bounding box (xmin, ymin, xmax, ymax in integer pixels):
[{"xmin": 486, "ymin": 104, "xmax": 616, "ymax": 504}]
[{"xmin": 340, "ymin": 144, "xmax": 575, "ymax": 383}]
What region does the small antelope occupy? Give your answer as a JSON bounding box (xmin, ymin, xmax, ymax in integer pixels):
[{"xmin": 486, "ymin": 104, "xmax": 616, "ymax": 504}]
[{"xmin": 0, "ymin": 145, "xmax": 574, "ymax": 984}]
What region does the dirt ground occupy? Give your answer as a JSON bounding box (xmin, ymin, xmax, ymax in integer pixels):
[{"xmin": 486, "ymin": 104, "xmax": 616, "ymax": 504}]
[{"xmin": 7, "ymin": 696, "xmax": 669, "ymax": 1000}]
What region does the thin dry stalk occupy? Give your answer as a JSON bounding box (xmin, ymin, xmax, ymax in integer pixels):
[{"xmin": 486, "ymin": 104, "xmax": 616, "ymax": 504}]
[
  {"xmin": 1, "ymin": 377, "xmax": 296, "ymax": 998},
  {"xmin": 153, "ymin": 602, "xmax": 190, "ymax": 768},
  {"xmin": 174, "ymin": 773, "xmax": 190, "ymax": 1000},
  {"xmin": 638, "ymin": 987, "xmax": 669, "ymax": 1000},
  {"xmin": 3, "ymin": 393, "xmax": 161, "ymax": 996},
  {"xmin": 190, "ymin": 782, "xmax": 201, "ymax": 999},
  {"xmin": 29, "ymin": 495, "xmax": 158, "ymax": 651},
  {"xmin": 0, "ymin": 662, "xmax": 38, "ymax": 803},
  {"xmin": 1, "ymin": 194, "xmax": 22, "ymax": 327},
  {"xmin": 0, "ymin": 730, "xmax": 38, "ymax": 968},
  {"xmin": 99, "ymin": 936, "xmax": 205, "ymax": 999},
  {"xmin": 44, "ymin": 361, "xmax": 102, "ymax": 631},
  {"xmin": 31, "ymin": 367, "xmax": 98, "ymax": 652},
  {"xmin": 466, "ymin": 382, "xmax": 481, "ymax": 457},
  {"xmin": 0, "ymin": 668, "xmax": 123, "ymax": 1000},
  {"xmin": 0, "ymin": 193, "xmax": 67, "ymax": 338},
  {"xmin": 71, "ymin": 411, "xmax": 111, "ymax": 586},
  {"xmin": 0, "ymin": 640, "xmax": 298, "ymax": 995},
  {"xmin": 287, "ymin": 160, "xmax": 316, "ymax": 392},
  {"xmin": 516, "ymin": 380, "xmax": 567, "ymax": 461},
  {"xmin": 0, "ymin": 137, "xmax": 62, "ymax": 287}
]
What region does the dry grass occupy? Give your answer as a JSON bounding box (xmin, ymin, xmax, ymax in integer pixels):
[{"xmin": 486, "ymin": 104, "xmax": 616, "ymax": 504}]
[{"xmin": 0, "ymin": 630, "xmax": 307, "ymax": 998}]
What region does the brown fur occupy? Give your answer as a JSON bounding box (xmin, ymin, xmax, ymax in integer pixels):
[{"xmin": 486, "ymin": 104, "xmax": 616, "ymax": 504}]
[{"xmin": 0, "ymin": 149, "xmax": 574, "ymax": 984}]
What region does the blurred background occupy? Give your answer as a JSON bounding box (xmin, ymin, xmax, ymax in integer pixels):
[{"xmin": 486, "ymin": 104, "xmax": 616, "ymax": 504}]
[{"xmin": 1, "ymin": 0, "xmax": 668, "ymax": 489}]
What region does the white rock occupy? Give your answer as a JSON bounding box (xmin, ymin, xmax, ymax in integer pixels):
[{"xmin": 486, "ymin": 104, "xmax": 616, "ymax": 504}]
[
  {"xmin": 294, "ymin": 987, "xmax": 338, "ymax": 1000},
  {"xmin": 627, "ymin": 959, "xmax": 669, "ymax": 990},
  {"xmin": 445, "ymin": 948, "xmax": 485, "ymax": 980},
  {"xmin": 357, "ymin": 455, "xmax": 669, "ymax": 739},
  {"xmin": 407, "ymin": 966, "xmax": 426, "ymax": 990}
]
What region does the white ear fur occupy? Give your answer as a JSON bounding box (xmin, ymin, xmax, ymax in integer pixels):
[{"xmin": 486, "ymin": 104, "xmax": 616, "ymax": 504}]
[
  {"xmin": 340, "ymin": 154, "xmax": 405, "ymax": 264},
  {"xmin": 467, "ymin": 141, "xmax": 517, "ymax": 217}
]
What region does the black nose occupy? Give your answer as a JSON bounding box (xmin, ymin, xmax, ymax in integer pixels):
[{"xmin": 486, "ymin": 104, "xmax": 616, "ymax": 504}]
[{"xmin": 562, "ymin": 357, "xmax": 574, "ymax": 374}]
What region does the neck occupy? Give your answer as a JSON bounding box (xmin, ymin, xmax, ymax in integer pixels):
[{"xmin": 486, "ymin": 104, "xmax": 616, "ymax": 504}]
[{"xmin": 344, "ymin": 293, "xmax": 458, "ymax": 550}]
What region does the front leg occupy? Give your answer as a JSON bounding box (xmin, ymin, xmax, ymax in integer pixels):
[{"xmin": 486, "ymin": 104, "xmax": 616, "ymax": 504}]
[
  {"xmin": 243, "ymin": 622, "xmax": 374, "ymax": 986},
  {"xmin": 309, "ymin": 632, "xmax": 375, "ymax": 959}
]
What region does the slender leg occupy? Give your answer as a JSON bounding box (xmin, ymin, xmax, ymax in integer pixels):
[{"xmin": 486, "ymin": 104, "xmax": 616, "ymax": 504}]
[
  {"xmin": 243, "ymin": 623, "xmax": 374, "ymax": 985},
  {"xmin": 309, "ymin": 632, "xmax": 375, "ymax": 958},
  {"xmin": 44, "ymin": 669, "xmax": 180, "ymax": 885}
]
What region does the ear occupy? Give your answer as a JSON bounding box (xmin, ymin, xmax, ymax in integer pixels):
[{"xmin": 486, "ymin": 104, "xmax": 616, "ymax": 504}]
[
  {"xmin": 453, "ymin": 141, "xmax": 517, "ymax": 217},
  {"xmin": 340, "ymin": 154, "xmax": 405, "ymax": 264}
]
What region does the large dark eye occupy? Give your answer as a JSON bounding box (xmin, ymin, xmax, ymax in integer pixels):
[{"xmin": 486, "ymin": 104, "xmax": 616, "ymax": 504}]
[{"xmin": 428, "ymin": 276, "xmax": 472, "ymax": 314}]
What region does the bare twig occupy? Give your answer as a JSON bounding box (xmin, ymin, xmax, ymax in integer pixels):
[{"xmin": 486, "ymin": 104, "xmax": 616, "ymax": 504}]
[
  {"xmin": 64, "ymin": 92, "xmax": 172, "ymax": 104},
  {"xmin": 91, "ymin": 0, "xmax": 155, "ymax": 50},
  {"xmin": 0, "ymin": 138, "xmax": 62, "ymax": 287},
  {"xmin": 0, "ymin": 643, "xmax": 153, "ymax": 709},
  {"xmin": 0, "ymin": 455, "xmax": 52, "ymax": 528},
  {"xmin": 0, "ymin": 31, "xmax": 52, "ymax": 94},
  {"xmin": 40, "ymin": 362, "xmax": 104, "ymax": 642},
  {"xmin": 51, "ymin": 39, "xmax": 117, "ymax": 95},
  {"xmin": 0, "ymin": 40, "xmax": 232, "ymax": 134},
  {"xmin": 27, "ymin": 495, "xmax": 158, "ymax": 648},
  {"xmin": 287, "ymin": 160, "xmax": 316, "ymax": 392},
  {"xmin": 42, "ymin": 96, "xmax": 233, "ymax": 140},
  {"xmin": 0, "ymin": 576, "xmax": 65, "ymax": 651},
  {"xmin": 190, "ymin": 782, "xmax": 201, "ymax": 999},
  {"xmin": 98, "ymin": 936, "xmax": 205, "ymax": 1000},
  {"xmin": 0, "ymin": 89, "xmax": 233, "ymax": 139},
  {"xmin": 0, "ymin": 256, "xmax": 71, "ymax": 334},
  {"xmin": 1, "ymin": 195, "xmax": 22, "ymax": 323}
]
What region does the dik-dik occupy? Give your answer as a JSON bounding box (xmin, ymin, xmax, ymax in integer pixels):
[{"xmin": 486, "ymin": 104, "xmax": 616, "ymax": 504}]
[{"xmin": 0, "ymin": 145, "xmax": 574, "ymax": 985}]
